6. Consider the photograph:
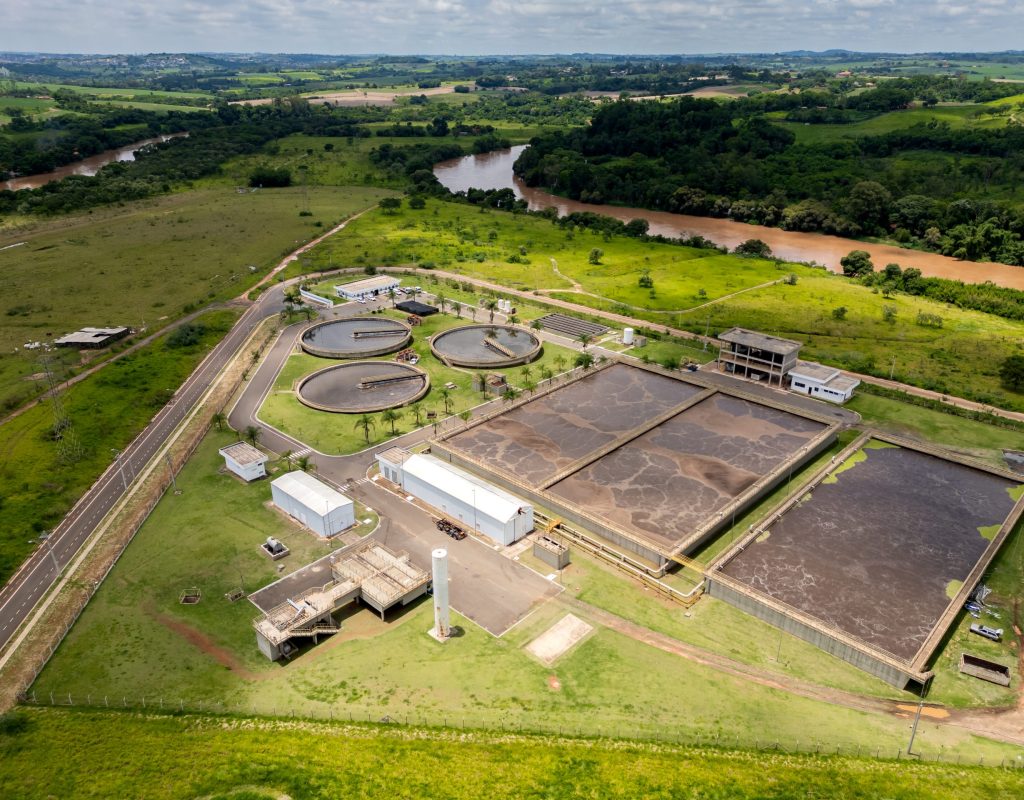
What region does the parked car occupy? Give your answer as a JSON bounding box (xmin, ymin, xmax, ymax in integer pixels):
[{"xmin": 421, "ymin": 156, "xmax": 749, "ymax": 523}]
[{"xmin": 970, "ymin": 624, "xmax": 1003, "ymax": 642}]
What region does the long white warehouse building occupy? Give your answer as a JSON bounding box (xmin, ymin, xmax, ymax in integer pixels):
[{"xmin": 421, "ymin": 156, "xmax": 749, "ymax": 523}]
[
  {"xmin": 377, "ymin": 449, "xmax": 533, "ymax": 546},
  {"xmin": 271, "ymin": 471, "xmax": 355, "ymax": 538}
]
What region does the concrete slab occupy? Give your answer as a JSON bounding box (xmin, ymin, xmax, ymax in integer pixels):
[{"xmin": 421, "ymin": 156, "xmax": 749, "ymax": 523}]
[{"xmin": 526, "ymin": 614, "xmax": 594, "ymax": 664}]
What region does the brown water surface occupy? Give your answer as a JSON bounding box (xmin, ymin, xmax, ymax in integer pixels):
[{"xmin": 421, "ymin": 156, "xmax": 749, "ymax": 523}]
[
  {"xmin": 3, "ymin": 135, "xmax": 183, "ymax": 191},
  {"xmin": 434, "ymin": 145, "xmax": 1024, "ymax": 289}
]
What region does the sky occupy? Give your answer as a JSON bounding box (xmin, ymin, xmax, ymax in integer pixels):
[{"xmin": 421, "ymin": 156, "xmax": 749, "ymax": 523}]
[{"xmin": 5, "ymin": 0, "xmax": 1024, "ymax": 55}]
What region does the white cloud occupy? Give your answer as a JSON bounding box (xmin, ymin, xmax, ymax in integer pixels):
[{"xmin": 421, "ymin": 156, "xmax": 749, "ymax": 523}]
[{"xmin": 4, "ymin": 0, "xmax": 1023, "ymax": 54}]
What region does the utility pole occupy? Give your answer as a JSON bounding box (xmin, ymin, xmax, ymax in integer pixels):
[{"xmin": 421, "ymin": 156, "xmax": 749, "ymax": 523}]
[
  {"xmin": 889, "ymin": 354, "xmax": 897, "ymax": 381},
  {"xmin": 111, "ymin": 448, "xmax": 128, "ymax": 491},
  {"xmin": 164, "ymin": 452, "xmax": 178, "ymax": 493},
  {"xmin": 907, "ymin": 700, "xmax": 924, "ymax": 756},
  {"xmin": 39, "ymin": 532, "xmax": 59, "ymax": 572}
]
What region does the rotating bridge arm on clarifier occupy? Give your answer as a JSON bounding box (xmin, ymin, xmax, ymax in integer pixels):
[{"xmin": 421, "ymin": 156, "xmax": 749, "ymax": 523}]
[
  {"xmin": 358, "ymin": 372, "xmax": 422, "ymax": 389},
  {"xmin": 483, "ymin": 337, "xmax": 516, "ymax": 358},
  {"xmin": 352, "ymin": 329, "xmax": 403, "ymax": 338}
]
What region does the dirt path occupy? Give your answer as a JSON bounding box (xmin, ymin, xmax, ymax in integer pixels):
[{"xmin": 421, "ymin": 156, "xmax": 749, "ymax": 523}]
[
  {"xmin": 154, "ymin": 613, "xmax": 263, "ymax": 681},
  {"xmin": 567, "ymin": 597, "xmax": 1024, "ymax": 746}
]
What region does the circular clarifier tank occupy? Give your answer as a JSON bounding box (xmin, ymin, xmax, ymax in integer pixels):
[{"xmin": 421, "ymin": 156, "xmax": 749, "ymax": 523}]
[
  {"xmin": 300, "ymin": 317, "xmax": 412, "ymax": 359},
  {"xmin": 430, "ymin": 324, "xmax": 541, "ymax": 368},
  {"xmin": 296, "ymin": 361, "xmax": 429, "ymax": 413}
]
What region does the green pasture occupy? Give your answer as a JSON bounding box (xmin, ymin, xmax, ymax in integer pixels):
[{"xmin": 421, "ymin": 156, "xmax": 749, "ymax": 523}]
[
  {"xmin": 258, "ymin": 310, "xmax": 576, "ymax": 455},
  {"xmin": 9, "ymin": 81, "xmax": 212, "ymax": 101},
  {"xmin": 0, "ymin": 96, "xmax": 59, "ymax": 125},
  {"xmin": 0, "ymin": 310, "xmax": 239, "ymax": 586},
  {"xmin": 0, "ymin": 185, "xmax": 389, "ymax": 411},
  {"xmin": 5, "ymin": 709, "xmax": 1024, "ymax": 800}
]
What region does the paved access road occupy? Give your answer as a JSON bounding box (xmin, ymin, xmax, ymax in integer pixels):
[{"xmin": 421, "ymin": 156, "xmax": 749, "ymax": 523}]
[{"xmin": 0, "ymin": 287, "xmax": 289, "ymax": 655}]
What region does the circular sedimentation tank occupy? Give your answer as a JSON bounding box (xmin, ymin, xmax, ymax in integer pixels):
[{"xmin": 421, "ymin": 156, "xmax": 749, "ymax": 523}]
[
  {"xmin": 297, "ymin": 361, "xmax": 429, "ymax": 413},
  {"xmin": 430, "ymin": 324, "xmax": 541, "ymax": 368},
  {"xmin": 300, "ymin": 317, "xmax": 412, "ymax": 359}
]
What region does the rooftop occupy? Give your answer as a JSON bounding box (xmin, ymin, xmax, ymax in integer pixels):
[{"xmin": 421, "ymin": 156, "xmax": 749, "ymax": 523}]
[
  {"xmin": 791, "ymin": 360, "xmax": 860, "ymax": 392},
  {"xmin": 336, "ymin": 275, "xmax": 400, "ymax": 294},
  {"xmin": 377, "ymin": 446, "xmax": 412, "ymax": 466},
  {"xmin": 404, "ymin": 454, "xmax": 530, "ymax": 524},
  {"xmin": 219, "ymin": 441, "xmax": 268, "ymax": 467},
  {"xmin": 271, "ymin": 471, "xmax": 352, "ymax": 514},
  {"xmin": 54, "ymin": 326, "xmax": 130, "ymax": 346},
  {"xmin": 718, "ymin": 327, "xmax": 802, "ymax": 355}
]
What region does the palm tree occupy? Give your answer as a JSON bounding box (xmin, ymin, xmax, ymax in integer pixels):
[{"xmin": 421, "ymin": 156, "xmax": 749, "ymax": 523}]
[
  {"xmin": 295, "ymin": 455, "xmax": 316, "ymax": 473},
  {"xmin": 575, "ymin": 352, "xmax": 594, "ymax": 370},
  {"xmin": 501, "ymin": 387, "xmax": 520, "ymax": 405},
  {"xmin": 387, "ymin": 287, "xmax": 397, "ymax": 307},
  {"xmin": 539, "ymin": 366, "xmax": 553, "ymax": 384},
  {"xmin": 523, "ymin": 379, "xmax": 537, "ymax": 395},
  {"xmin": 438, "ymin": 388, "xmax": 453, "ymax": 414},
  {"xmin": 530, "ymin": 318, "xmax": 543, "ymax": 332},
  {"xmin": 381, "ymin": 408, "xmax": 403, "ymax": 436},
  {"xmin": 553, "ymin": 354, "xmax": 567, "ymax": 374},
  {"xmin": 508, "ymin": 313, "xmax": 519, "ymax": 326},
  {"xmin": 458, "ymin": 409, "xmax": 472, "ymax": 426},
  {"xmin": 280, "ymin": 449, "xmax": 294, "ymax": 470},
  {"xmin": 210, "ymin": 411, "xmax": 227, "ymax": 431},
  {"xmin": 578, "ymin": 333, "xmax": 592, "ymax": 351},
  {"xmin": 484, "ymin": 299, "xmax": 498, "ymax": 323},
  {"xmin": 519, "ymin": 365, "xmax": 533, "ymax": 384},
  {"xmin": 454, "ymin": 302, "xmax": 463, "ymax": 318},
  {"xmin": 436, "ymin": 293, "xmax": 447, "ymax": 314},
  {"xmin": 409, "ymin": 403, "xmax": 424, "ymax": 427},
  {"xmin": 301, "ymin": 306, "xmax": 315, "ymax": 322},
  {"xmin": 244, "ymin": 425, "xmax": 261, "ymax": 446},
  {"xmin": 353, "ymin": 414, "xmax": 376, "ymax": 445}
]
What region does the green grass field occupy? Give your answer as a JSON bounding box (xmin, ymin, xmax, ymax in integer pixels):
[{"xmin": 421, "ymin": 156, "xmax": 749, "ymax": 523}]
[
  {"xmin": 0, "ymin": 185, "xmax": 390, "ymax": 411},
  {"xmin": 0, "ymin": 96, "xmax": 59, "ymax": 125},
  {"xmin": 5, "ymin": 709, "xmax": 1023, "ymax": 800},
  {"xmin": 0, "ymin": 309, "xmax": 240, "ymax": 585},
  {"xmin": 770, "ymin": 104, "xmax": 1009, "ymax": 144},
  {"xmin": 258, "ymin": 309, "xmax": 576, "ymax": 454}
]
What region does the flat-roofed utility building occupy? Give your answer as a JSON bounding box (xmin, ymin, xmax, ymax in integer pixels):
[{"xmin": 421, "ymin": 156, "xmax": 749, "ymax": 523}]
[
  {"xmin": 335, "ymin": 275, "xmax": 400, "ymax": 300},
  {"xmin": 271, "ymin": 471, "xmax": 354, "ymax": 537},
  {"xmin": 218, "ymin": 441, "xmax": 269, "ymax": 482},
  {"xmin": 788, "ymin": 360, "xmax": 860, "ymax": 404},
  {"xmin": 377, "ymin": 449, "xmax": 533, "ymax": 546},
  {"xmin": 717, "ymin": 327, "xmax": 802, "ymax": 387},
  {"xmin": 54, "ymin": 326, "xmax": 130, "ymax": 349}
]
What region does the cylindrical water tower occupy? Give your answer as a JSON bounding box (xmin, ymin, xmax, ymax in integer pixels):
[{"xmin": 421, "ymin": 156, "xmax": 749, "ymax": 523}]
[
  {"xmin": 623, "ymin": 327, "xmax": 634, "ymax": 345},
  {"xmin": 431, "ymin": 548, "xmax": 451, "ymax": 641}
]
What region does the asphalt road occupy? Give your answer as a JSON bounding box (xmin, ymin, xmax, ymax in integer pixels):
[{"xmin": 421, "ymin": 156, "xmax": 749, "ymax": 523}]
[{"xmin": 0, "ymin": 287, "xmax": 289, "ymax": 655}]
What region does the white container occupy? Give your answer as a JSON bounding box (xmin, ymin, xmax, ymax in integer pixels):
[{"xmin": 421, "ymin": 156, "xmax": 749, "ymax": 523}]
[
  {"xmin": 431, "ymin": 548, "xmax": 451, "ymax": 641},
  {"xmin": 623, "ymin": 327, "xmax": 634, "ymax": 345}
]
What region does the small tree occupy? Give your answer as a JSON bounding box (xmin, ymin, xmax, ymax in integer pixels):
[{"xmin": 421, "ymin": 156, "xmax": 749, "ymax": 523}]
[
  {"xmin": 210, "ymin": 411, "xmax": 227, "ymax": 431},
  {"xmin": 553, "ymin": 354, "xmax": 567, "ymax": 373},
  {"xmin": 578, "ymin": 333, "xmax": 592, "ymax": 351},
  {"xmin": 439, "ymin": 388, "xmax": 453, "ymax": 414},
  {"xmin": 588, "ymin": 248, "xmax": 603, "ymax": 265},
  {"xmin": 381, "ymin": 408, "xmax": 403, "ymax": 435},
  {"xmin": 882, "ymin": 304, "xmax": 898, "ymax": 324},
  {"xmin": 295, "ymin": 455, "xmax": 315, "ymax": 473},
  {"xmin": 244, "ymin": 425, "xmax": 261, "ymax": 446},
  {"xmin": 575, "ymin": 352, "xmax": 595, "ymax": 370},
  {"xmin": 484, "ymin": 299, "xmax": 498, "ymax": 323},
  {"xmin": 840, "ymin": 250, "xmax": 875, "ymax": 277},
  {"xmin": 501, "ymin": 387, "xmax": 520, "ymax": 404},
  {"xmin": 999, "ymin": 354, "xmax": 1024, "ymax": 391},
  {"xmin": 539, "ymin": 366, "xmax": 553, "ymax": 383},
  {"xmin": 379, "ymin": 197, "xmax": 401, "ymax": 215},
  {"xmin": 458, "ymin": 409, "xmax": 472, "ymax": 426},
  {"xmin": 387, "ymin": 287, "xmax": 397, "ymax": 307},
  {"xmin": 436, "ymin": 293, "xmax": 447, "ymax": 314},
  {"xmin": 520, "ymin": 365, "xmax": 533, "ymax": 384},
  {"xmin": 734, "ymin": 239, "xmax": 772, "ymax": 258},
  {"xmin": 661, "ymin": 356, "xmax": 681, "ymax": 371},
  {"xmin": 353, "ymin": 414, "xmax": 376, "ymax": 444},
  {"xmin": 831, "ymin": 306, "xmax": 848, "ymax": 321},
  {"xmin": 530, "ymin": 318, "xmax": 543, "ymax": 331},
  {"xmin": 409, "ymin": 403, "xmax": 424, "ymax": 427}
]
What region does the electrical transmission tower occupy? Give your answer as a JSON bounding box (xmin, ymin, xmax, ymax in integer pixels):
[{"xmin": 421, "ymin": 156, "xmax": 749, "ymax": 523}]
[{"xmin": 39, "ymin": 355, "xmax": 83, "ymax": 464}]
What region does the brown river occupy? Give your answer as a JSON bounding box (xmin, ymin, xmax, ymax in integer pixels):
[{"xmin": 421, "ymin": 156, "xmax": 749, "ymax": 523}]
[
  {"xmin": 2, "ymin": 135, "xmax": 182, "ymax": 192},
  {"xmin": 435, "ymin": 145, "xmax": 1024, "ymax": 290}
]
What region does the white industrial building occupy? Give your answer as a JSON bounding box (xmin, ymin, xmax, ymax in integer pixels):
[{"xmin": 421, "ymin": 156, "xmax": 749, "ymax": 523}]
[
  {"xmin": 377, "ymin": 448, "xmax": 533, "ymax": 546},
  {"xmin": 335, "ymin": 275, "xmax": 400, "ymax": 301},
  {"xmin": 219, "ymin": 441, "xmax": 269, "ymax": 482},
  {"xmin": 788, "ymin": 360, "xmax": 860, "ymax": 404},
  {"xmin": 271, "ymin": 471, "xmax": 355, "ymax": 537}
]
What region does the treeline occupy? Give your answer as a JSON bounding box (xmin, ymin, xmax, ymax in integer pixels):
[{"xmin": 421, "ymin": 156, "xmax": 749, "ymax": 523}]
[
  {"xmin": 0, "ymin": 103, "xmax": 385, "ymax": 216},
  {"xmin": 515, "ymin": 97, "xmax": 1024, "ymax": 265}
]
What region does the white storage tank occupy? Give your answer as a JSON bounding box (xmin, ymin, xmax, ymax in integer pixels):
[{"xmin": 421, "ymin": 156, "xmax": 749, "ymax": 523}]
[
  {"xmin": 623, "ymin": 327, "xmax": 635, "ymax": 345},
  {"xmin": 431, "ymin": 548, "xmax": 451, "ymax": 641}
]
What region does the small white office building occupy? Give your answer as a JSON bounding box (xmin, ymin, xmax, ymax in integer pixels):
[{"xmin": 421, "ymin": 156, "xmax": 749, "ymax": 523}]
[
  {"xmin": 377, "ymin": 449, "xmax": 533, "ymax": 546},
  {"xmin": 335, "ymin": 275, "xmax": 400, "ymax": 301},
  {"xmin": 271, "ymin": 471, "xmax": 355, "ymax": 537},
  {"xmin": 218, "ymin": 441, "xmax": 269, "ymax": 482},
  {"xmin": 788, "ymin": 360, "xmax": 860, "ymax": 404}
]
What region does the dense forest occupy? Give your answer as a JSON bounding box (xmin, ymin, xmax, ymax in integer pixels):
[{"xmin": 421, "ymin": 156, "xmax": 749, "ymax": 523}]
[{"xmin": 515, "ymin": 96, "xmax": 1024, "ymax": 265}]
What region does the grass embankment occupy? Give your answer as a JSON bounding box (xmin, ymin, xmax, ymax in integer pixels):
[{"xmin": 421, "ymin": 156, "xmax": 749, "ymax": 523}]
[
  {"xmin": 0, "ymin": 185, "xmax": 389, "ymax": 412},
  {"xmin": 312, "ymin": 200, "xmax": 1024, "ymax": 410},
  {"xmin": 259, "ymin": 309, "xmax": 577, "ymax": 454},
  {"xmin": 4, "ymin": 709, "xmax": 1022, "ymax": 800},
  {"xmin": 0, "ymin": 310, "xmax": 239, "ymax": 585}
]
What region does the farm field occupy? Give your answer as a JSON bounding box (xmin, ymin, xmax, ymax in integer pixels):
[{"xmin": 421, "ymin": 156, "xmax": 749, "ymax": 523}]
[
  {"xmin": 4, "ymin": 709, "xmax": 1023, "ymax": 800},
  {"xmin": 0, "ymin": 185, "xmax": 390, "ymax": 411},
  {"xmin": 258, "ymin": 309, "xmax": 577, "ymax": 454},
  {"xmin": 0, "ymin": 309, "xmax": 240, "ymax": 585},
  {"xmin": 27, "ymin": 424, "xmax": 1023, "ymax": 759}
]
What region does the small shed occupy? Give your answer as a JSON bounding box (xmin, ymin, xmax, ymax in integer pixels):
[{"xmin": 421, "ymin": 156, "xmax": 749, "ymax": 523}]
[
  {"xmin": 395, "ymin": 300, "xmax": 438, "ymax": 317},
  {"xmin": 219, "ymin": 441, "xmax": 269, "ymax": 482},
  {"xmin": 271, "ymin": 472, "xmax": 355, "ymax": 537}
]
